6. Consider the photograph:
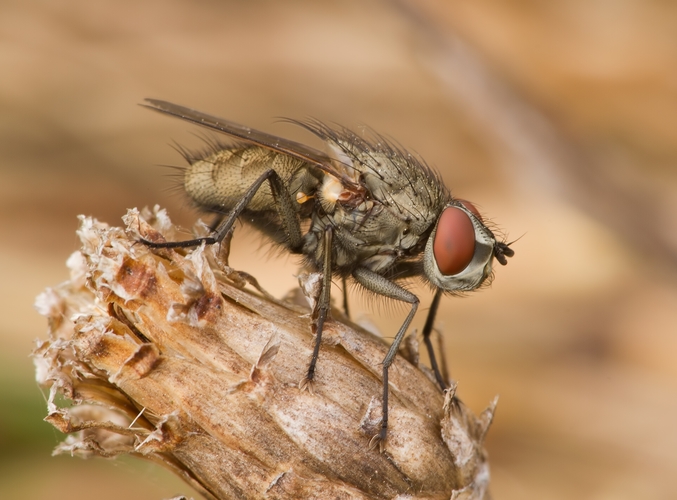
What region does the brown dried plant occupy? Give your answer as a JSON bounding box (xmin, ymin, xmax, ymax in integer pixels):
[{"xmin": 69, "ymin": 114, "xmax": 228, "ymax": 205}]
[{"xmin": 33, "ymin": 207, "xmax": 497, "ymax": 499}]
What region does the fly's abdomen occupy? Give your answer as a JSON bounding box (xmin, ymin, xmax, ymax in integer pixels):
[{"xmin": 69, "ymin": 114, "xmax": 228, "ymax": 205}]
[{"xmin": 184, "ymin": 146, "xmax": 314, "ymax": 213}]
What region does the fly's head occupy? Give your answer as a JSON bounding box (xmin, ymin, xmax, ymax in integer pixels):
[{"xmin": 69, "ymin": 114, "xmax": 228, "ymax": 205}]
[{"xmin": 423, "ymin": 200, "xmax": 514, "ymax": 293}]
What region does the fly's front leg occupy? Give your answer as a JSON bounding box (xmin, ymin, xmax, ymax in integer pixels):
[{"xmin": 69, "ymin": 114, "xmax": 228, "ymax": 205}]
[
  {"xmin": 422, "ymin": 288, "xmax": 447, "ymax": 390},
  {"xmin": 300, "ymin": 225, "xmax": 333, "ymax": 392},
  {"xmin": 140, "ymin": 169, "xmax": 303, "ymax": 252},
  {"xmin": 352, "ymin": 268, "xmax": 419, "ymax": 451}
]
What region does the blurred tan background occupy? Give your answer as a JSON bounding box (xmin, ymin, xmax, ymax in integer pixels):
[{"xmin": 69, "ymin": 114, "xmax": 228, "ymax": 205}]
[{"xmin": 2, "ymin": 0, "xmax": 676, "ymax": 498}]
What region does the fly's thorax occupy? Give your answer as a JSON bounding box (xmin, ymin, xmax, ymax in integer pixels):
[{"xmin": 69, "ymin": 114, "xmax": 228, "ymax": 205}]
[
  {"xmin": 303, "ymin": 196, "xmax": 428, "ymax": 274},
  {"xmin": 349, "ymin": 149, "xmax": 448, "ymax": 235},
  {"xmin": 322, "ymin": 136, "xmax": 450, "ymax": 240},
  {"xmin": 423, "ymin": 202, "xmax": 496, "ymax": 292}
]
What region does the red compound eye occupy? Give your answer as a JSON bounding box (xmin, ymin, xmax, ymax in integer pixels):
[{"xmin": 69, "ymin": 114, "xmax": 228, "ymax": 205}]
[
  {"xmin": 433, "ymin": 207, "xmax": 476, "ymax": 276},
  {"xmin": 456, "ymin": 199, "xmax": 483, "ymax": 221}
]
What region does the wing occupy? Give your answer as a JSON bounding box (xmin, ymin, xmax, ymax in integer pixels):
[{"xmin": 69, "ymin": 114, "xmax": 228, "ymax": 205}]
[{"xmin": 143, "ymin": 99, "xmax": 360, "ymax": 188}]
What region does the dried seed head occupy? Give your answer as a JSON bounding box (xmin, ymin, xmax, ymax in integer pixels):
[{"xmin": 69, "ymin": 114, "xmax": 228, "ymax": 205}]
[{"xmin": 33, "ymin": 206, "xmax": 496, "ymax": 500}]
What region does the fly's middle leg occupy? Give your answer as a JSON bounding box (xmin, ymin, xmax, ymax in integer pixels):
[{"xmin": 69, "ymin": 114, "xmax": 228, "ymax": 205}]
[
  {"xmin": 341, "ymin": 276, "xmax": 350, "ymax": 319},
  {"xmin": 300, "ymin": 225, "xmax": 333, "ymax": 392}
]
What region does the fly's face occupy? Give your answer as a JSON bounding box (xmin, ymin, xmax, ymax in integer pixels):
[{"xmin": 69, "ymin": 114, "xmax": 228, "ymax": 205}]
[{"xmin": 423, "ymin": 200, "xmax": 506, "ymax": 292}]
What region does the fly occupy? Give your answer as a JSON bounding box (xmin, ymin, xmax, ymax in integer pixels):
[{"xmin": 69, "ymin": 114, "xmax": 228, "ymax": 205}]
[{"xmin": 140, "ymin": 99, "xmax": 515, "ymax": 450}]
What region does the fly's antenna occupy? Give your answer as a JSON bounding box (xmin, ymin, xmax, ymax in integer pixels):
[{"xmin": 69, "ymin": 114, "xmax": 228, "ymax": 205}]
[{"xmin": 494, "ymin": 234, "xmax": 523, "ymax": 265}]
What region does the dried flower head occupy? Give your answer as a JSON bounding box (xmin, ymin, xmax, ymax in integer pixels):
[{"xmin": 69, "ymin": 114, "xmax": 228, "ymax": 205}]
[{"xmin": 33, "ymin": 207, "xmax": 496, "ymax": 499}]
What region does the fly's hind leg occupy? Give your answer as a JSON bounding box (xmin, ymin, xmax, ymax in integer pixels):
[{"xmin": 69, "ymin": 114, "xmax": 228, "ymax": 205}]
[
  {"xmin": 208, "ymin": 213, "xmax": 225, "ymax": 232},
  {"xmin": 140, "ymin": 169, "xmax": 303, "ymax": 252},
  {"xmin": 300, "ymin": 225, "xmax": 333, "ymax": 393},
  {"xmin": 352, "ymin": 268, "xmax": 419, "ymax": 451}
]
